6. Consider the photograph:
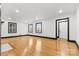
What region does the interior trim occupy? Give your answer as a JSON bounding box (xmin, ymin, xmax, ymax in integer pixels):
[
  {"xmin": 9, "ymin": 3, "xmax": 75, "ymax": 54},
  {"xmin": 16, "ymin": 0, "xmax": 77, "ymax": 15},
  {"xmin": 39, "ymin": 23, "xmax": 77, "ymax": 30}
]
[
  {"xmin": 35, "ymin": 22, "xmax": 42, "ymax": 33},
  {"xmin": 1, "ymin": 34, "xmax": 56, "ymax": 40},
  {"xmin": 28, "ymin": 24, "xmax": 33, "ymax": 33},
  {"xmin": 8, "ymin": 22, "xmax": 17, "ymax": 33},
  {"xmin": 56, "ymin": 17, "xmax": 69, "ymax": 41},
  {"xmin": 1, "ymin": 35, "xmax": 27, "ymax": 39},
  {"xmin": 26, "ymin": 34, "xmax": 57, "ymax": 39},
  {"xmin": 1, "ymin": 34, "xmax": 79, "ymax": 49},
  {"xmin": 68, "ymin": 40, "xmax": 79, "ymax": 49}
]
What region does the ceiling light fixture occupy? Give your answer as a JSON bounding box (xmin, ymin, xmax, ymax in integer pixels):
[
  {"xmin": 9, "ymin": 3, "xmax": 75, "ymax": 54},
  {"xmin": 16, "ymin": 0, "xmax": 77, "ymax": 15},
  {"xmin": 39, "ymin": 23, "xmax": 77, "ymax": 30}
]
[
  {"xmin": 16, "ymin": 10, "xmax": 20, "ymax": 13},
  {"xmin": 8, "ymin": 17, "xmax": 11, "ymax": 20},
  {"xmin": 59, "ymin": 9, "xmax": 63, "ymax": 14}
]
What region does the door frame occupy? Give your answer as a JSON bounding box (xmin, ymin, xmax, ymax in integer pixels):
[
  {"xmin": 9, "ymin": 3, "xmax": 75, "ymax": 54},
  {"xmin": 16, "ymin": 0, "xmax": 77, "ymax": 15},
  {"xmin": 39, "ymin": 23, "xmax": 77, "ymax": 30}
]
[{"xmin": 56, "ymin": 17, "xmax": 69, "ymax": 41}]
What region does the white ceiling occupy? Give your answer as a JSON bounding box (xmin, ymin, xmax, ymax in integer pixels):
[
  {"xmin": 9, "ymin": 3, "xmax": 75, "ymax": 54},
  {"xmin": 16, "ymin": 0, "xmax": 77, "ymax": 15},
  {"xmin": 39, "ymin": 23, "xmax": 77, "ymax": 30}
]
[{"xmin": 1, "ymin": 3, "xmax": 79, "ymax": 23}]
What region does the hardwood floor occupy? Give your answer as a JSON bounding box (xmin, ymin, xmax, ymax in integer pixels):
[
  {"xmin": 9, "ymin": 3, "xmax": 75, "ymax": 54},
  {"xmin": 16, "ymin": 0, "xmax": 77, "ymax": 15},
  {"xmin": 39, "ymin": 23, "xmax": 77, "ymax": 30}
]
[{"xmin": 1, "ymin": 36, "xmax": 79, "ymax": 56}]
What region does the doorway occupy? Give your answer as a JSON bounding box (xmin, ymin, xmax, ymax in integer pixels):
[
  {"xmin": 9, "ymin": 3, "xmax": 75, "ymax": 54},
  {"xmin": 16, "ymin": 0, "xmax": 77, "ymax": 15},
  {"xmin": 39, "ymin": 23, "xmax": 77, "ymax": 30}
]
[{"xmin": 56, "ymin": 18, "xmax": 69, "ymax": 40}]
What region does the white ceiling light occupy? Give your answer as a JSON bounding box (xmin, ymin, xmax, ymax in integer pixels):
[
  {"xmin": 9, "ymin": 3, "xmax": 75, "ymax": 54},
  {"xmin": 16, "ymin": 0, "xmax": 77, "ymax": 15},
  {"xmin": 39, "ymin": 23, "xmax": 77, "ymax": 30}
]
[
  {"xmin": 8, "ymin": 17, "xmax": 11, "ymax": 20},
  {"xmin": 59, "ymin": 9, "xmax": 63, "ymax": 14},
  {"xmin": 16, "ymin": 10, "xmax": 20, "ymax": 13}
]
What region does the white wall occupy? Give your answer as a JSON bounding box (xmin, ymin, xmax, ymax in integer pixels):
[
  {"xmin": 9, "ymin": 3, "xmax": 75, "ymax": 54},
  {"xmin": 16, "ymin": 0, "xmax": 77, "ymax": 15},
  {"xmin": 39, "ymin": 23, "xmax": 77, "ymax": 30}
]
[
  {"xmin": 27, "ymin": 13, "xmax": 77, "ymax": 41},
  {"xmin": 27, "ymin": 19, "xmax": 55, "ymax": 38},
  {"xmin": 1, "ymin": 12, "xmax": 77, "ymax": 42},
  {"xmin": 56, "ymin": 14, "xmax": 77, "ymax": 41},
  {"xmin": 1, "ymin": 20, "xmax": 27, "ymax": 37},
  {"xmin": 1, "ymin": 12, "xmax": 78, "ymax": 46},
  {"xmin": 76, "ymin": 8, "xmax": 79, "ymax": 45}
]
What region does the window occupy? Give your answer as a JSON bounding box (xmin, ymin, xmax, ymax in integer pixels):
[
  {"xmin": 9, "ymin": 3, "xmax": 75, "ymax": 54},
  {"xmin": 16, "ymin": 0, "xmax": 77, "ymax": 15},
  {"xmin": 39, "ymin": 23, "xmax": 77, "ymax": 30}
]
[
  {"xmin": 8, "ymin": 22, "xmax": 17, "ymax": 33},
  {"xmin": 28, "ymin": 24, "xmax": 33, "ymax": 33},
  {"xmin": 35, "ymin": 22, "xmax": 42, "ymax": 33}
]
